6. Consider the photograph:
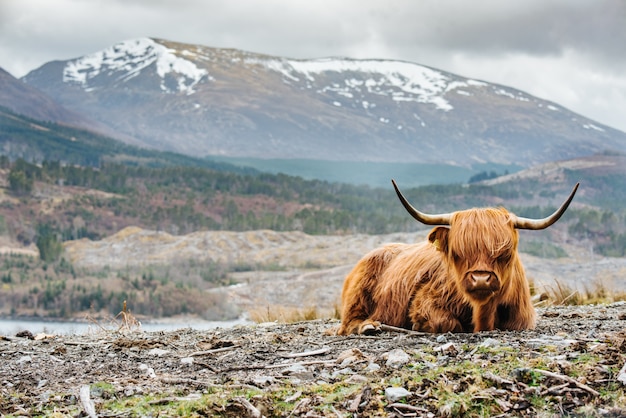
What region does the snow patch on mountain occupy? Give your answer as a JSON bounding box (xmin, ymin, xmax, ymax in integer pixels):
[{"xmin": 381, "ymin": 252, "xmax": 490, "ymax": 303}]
[
  {"xmin": 63, "ymin": 38, "xmax": 208, "ymax": 94},
  {"xmin": 254, "ymin": 57, "xmax": 489, "ymax": 112}
]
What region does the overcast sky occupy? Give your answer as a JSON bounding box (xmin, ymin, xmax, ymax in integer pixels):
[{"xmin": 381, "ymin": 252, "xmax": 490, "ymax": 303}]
[{"xmin": 1, "ymin": 0, "xmax": 625, "ymax": 132}]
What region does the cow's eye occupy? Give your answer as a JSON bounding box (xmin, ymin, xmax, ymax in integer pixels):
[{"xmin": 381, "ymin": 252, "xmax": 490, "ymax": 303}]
[{"xmin": 497, "ymin": 252, "xmax": 512, "ymax": 264}]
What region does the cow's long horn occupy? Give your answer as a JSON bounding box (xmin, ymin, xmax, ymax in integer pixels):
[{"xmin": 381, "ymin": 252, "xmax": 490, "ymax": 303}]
[
  {"xmin": 513, "ymin": 183, "xmax": 579, "ymax": 230},
  {"xmin": 392, "ymin": 179, "xmax": 452, "ymax": 225}
]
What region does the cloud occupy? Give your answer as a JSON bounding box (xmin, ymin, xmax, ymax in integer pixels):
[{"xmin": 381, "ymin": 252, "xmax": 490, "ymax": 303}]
[{"xmin": 0, "ymin": 0, "xmax": 624, "ymax": 131}]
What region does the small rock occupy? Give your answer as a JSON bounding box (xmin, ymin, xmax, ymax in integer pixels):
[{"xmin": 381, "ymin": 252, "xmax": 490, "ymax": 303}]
[
  {"xmin": 434, "ymin": 342, "xmax": 458, "ymax": 355},
  {"xmin": 139, "ymin": 363, "xmax": 157, "ymax": 378},
  {"xmin": 345, "ymin": 374, "xmax": 368, "ymax": 384},
  {"xmin": 147, "ymin": 348, "xmax": 169, "ymax": 356},
  {"xmin": 16, "ymin": 330, "xmax": 34, "ymax": 340},
  {"xmin": 385, "ymin": 387, "xmax": 411, "ymax": 402},
  {"xmin": 180, "ymin": 357, "xmax": 194, "ymax": 365},
  {"xmin": 331, "ymin": 367, "xmax": 354, "ymax": 379},
  {"xmin": 283, "ymin": 363, "xmax": 314, "ymax": 380},
  {"xmin": 617, "ymin": 361, "xmax": 626, "ymax": 385},
  {"xmin": 284, "ymin": 363, "xmax": 308, "ymax": 374},
  {"xmin": 17, "ymin": 355, "xmax": 32, "ymax": 364},
  {"xmin": 366, "ymin": 362, "xmax": 381, "ymax": 372},
  {"xmin": 384, "ymin": 349, "xmax": 411, "ymax": 368},
  {"xmin": 336, "ymin": 348, "xmax": 366, "ymax": 366},
  {"xmin": 253, "ymin": 376, "xmax": 276, "ymax": 387},
  {"xmin": 480, "ymin": 338, "xmax": 500, "ymax": 348},
  {"xmin": 436, "ymin": 335, "xmax": 447, "ymax": 343}
]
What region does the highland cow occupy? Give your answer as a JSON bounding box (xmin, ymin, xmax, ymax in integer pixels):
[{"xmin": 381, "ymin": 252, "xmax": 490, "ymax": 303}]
[{"xmin": 337, "ymin": 181, "xmax": 579, "ymax": 335}]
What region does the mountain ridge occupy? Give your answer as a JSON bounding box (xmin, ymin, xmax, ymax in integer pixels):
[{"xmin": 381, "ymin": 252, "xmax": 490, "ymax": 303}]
[{"xmin": 20, "ymin": 37, "xmax": 626, "ymax": 167}]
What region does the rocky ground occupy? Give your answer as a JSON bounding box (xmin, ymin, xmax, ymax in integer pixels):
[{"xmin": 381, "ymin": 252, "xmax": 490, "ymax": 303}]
[{"xmin": 2, "ymin": 303, "xmax": 626, "ymax": 417}]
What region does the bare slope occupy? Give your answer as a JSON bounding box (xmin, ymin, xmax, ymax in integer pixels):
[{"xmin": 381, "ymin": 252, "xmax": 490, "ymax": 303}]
[{"xmin": 64, "ymin": 227, "xmax": 626, "ymax": 316}]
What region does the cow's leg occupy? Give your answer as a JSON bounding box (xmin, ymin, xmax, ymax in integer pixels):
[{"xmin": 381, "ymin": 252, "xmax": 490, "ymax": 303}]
[
  {"xmin": 412, "ymin": 311, "xmax": 463, "ymax": 333},
  {"xmin": 495, "ymin": 302, "xmax": 537, "ymax": 331},
  {"xmin": 472, "ymin": 302, "xmax": 498, "ymax": 332},
  {"xmin": 337, "ymin": 300, "xmax": 382, "ymax": 335},
  {"xmin": 356, "ymin": 319, "xmax": 382, "ymax": 335},
  {"xmin": 336, "ymin": 245, "xmax": 401, "ymax": 335},
  {"xmin": 409, "ymin": 301, "xmax": 463, "ymax": 333}
]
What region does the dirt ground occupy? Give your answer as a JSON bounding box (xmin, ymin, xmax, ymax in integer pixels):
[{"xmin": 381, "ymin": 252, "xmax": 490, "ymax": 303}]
[{"xmin": 2, "ymin": 303, "xmax": 626, "ymax": 417}]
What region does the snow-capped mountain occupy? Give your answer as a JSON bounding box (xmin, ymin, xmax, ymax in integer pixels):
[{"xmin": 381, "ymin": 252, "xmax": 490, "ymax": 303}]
[{"xmin": 21, "ymin": 38, "xmax": 626, "ymax": 166}]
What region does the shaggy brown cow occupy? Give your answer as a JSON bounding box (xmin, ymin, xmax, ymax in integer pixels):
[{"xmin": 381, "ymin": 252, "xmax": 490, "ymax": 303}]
[{"xmin": 337, "ymin": 181, "xmax": 579, "ymax": 335}]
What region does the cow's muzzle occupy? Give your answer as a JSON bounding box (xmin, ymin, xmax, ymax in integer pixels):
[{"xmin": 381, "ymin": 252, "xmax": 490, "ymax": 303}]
[{"xmin": 464, "ymin": 271, "xmax": 500, "ymax": 301}]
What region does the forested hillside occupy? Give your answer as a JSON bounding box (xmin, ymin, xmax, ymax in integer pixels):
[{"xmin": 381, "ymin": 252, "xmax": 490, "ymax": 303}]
[
  {"xmin": 2, "ymin": 154, "xmax": 626, "ymax": 258},
  {"xmin": 2, "ymin": 154, "xmax": 626, "ymax": 320}
]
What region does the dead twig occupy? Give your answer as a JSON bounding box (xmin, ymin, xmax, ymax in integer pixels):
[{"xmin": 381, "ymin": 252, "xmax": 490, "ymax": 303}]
[
  {"xmin": 387, "ymin": 402, "xmax": 430, "ymax": 413},
  {"xmin": 483, "ymin": 372, "xmax": 517, "ymax": 389},
  {"xmin": 348, "ymin": 385, "xmax": 371, "ymax": 412},
  {"xmin": 115, "ymin": 300, "xmax": 141, "ymax": 333},
  {"xmin": 379, "ymin": 324, "xmax": 430, "ymax": 336},
  {"xmin": 160, "ymin": 377, "xmax": 216, "ymax": 387},
  {"xmin": 282, "ymin": 346, "xmax": 331, "ymax": 358},
  {"xmin": 219, "ymin": 359, "xmax": 335, "ymax": 373},
  {"xmin": 188, "ymin": 344, "xmax": 241, "ymax": 356},
  {"xmin": 543, "ymin": 382, "xmax": 575, "ymax": 396},
  {"xmin": 533, "ymin": 368, "xmax": 600, "ymax": 397},
  {"xmin": 261, "ymin": 359, "xmax": 336, "ymax": 370},
  {"xmin": 233, "ymin": 397, "xmax": 265, "ymax": 418},
  {"xmin": 79, "ymin": 385, "xmax": 98, "ymax": 418},
  {"xmin": 159, "ymin": 377, "xmax": 260, "ymax": 391}
]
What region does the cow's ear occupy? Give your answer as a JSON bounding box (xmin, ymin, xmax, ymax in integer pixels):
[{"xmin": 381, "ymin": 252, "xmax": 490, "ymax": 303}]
[{"xmin": 428, "ymin": 226, "xmax": 449, "ymax": 252}]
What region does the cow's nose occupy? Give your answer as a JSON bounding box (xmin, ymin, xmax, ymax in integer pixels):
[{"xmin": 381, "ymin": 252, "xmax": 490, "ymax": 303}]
[{"xmin": 470, "ymin": 272, "xmax": 492, "ymax": 286}]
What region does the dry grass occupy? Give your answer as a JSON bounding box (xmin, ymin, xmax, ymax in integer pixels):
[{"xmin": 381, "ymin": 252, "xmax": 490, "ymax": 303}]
[
  {"xmin": 248, "ymin": 304, "xmax": 340, "ymax": 324},
  {"xmin": 114, "ymin": 300, "xmax": 142, "ymax": 332},
  {"xmin": 84, "ymin": 300, "xmax": 142, "ymax": 333},
  {"xmin": 535, "ymin": 278, "xmax": 626, "ymax": 307}
]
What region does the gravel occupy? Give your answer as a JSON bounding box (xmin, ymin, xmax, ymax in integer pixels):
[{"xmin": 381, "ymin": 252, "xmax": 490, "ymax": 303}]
[{"xmin": 2, "ymin": 303, "xmax": 626, "ymax": 416}]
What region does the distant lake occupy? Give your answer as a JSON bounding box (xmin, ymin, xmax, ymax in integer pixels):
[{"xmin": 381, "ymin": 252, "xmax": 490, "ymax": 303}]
[{"xmin": 0, "ymin": 317, "xmax": 250, "ymax": 336}]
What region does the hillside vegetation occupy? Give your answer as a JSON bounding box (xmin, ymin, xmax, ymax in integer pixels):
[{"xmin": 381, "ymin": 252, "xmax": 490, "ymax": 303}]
[
  {"xmin": 1, "ymin": 150, "xmax": 626, "ymax": 320},
  {"xmin": 2, "ymin": 107, "xmax": 626, "ymax": 320},
  {"xmin": 4, "ymin": 154, "xmax": 626, "ymax": 249}
]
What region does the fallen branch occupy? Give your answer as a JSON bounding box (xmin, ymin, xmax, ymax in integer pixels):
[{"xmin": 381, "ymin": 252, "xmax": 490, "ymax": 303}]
[
  {"xmin": 543, "ymin": 382, "xmax": 575, "ymax": 396},
  {"xmin": 379, "ymin": 324, "xmax": 429, "ymax": 336},
  {"xmin": 533, "ymin": 369, "xmax": 600, "ymax": 397},
  {"xmin": 219, "ymin": 359, "xmax": 335, "ymax": 373},
  {"xmin": 483, "ymin": 372, "xmax": 516, "ymax": 389},
  {"xmin": 283, "ymin": 347, "xmax": 331, "ymax": 358},
  {"xmin": 159, "ymin": 376, "xmax": 260, "ymax": 391},
  {"xmin": 160, "ymin": 377, "xmax": 215, "ymax": 387},
  {"xmin": 261, "ymin": 359, "xmax": 336, "ymax": 370},
  {"xmin": 79, "ymin": 385, "xmax": 98, "ymax": 418},
  {"xmin": 387, "ymin": 403, "xmax": 430, "ymax": 413},
  {"xmin": 188, "ymin": 344, "xmax": 241, "ymax": 357},
  {"xmin": 233, "ymin": 397, "xmax": 265, "ymax": 418}
]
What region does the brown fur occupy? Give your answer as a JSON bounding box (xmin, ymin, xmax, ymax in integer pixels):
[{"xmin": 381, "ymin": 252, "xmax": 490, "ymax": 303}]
[{"xmin": 337, "ymin": 207, "xmax": 536, "ymax": 335}]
